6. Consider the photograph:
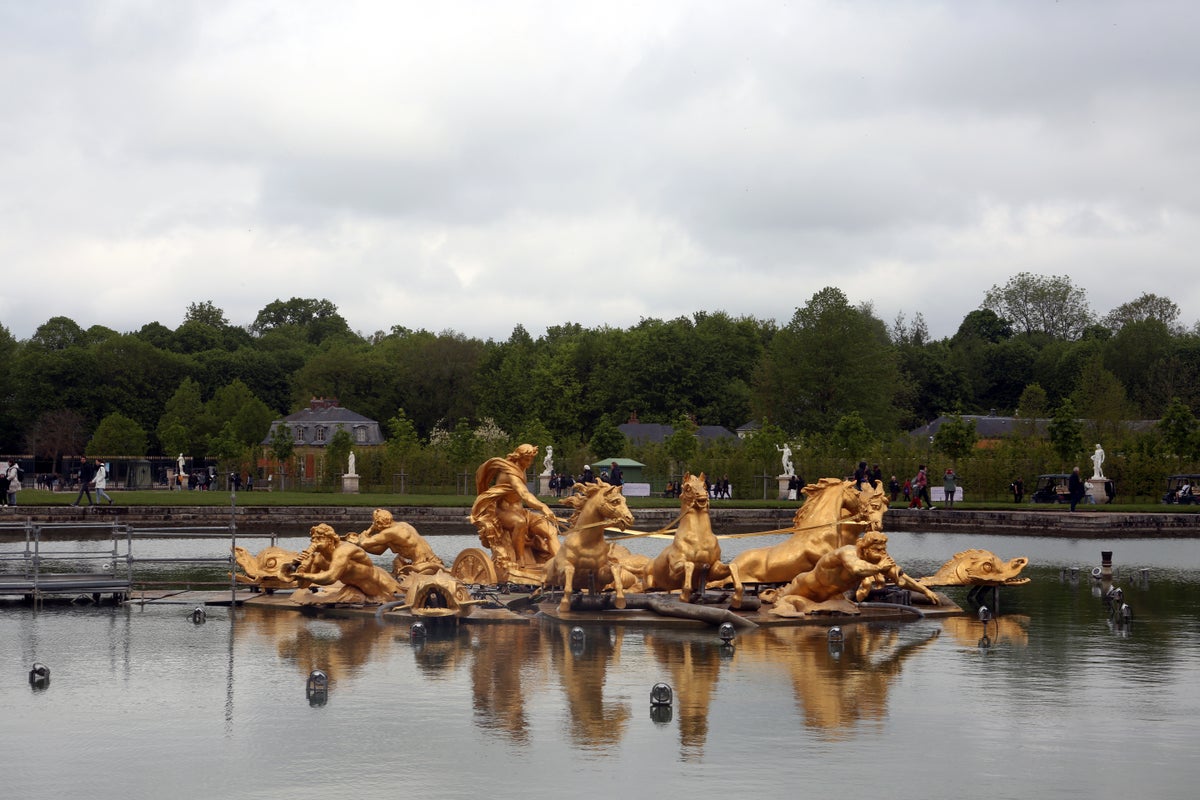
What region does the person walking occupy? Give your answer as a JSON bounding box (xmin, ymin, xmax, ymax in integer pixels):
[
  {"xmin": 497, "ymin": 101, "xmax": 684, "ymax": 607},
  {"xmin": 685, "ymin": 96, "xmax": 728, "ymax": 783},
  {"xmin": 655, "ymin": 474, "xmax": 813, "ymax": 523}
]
[
  {"xmin": 93, "ymin": 458, "xmax": 114, "ymax": 505},
  {"xmin": 1068, "ymin": 466, "xmax": 1085, "ymax": 512},
  {"xmin": 72, "ymin": 456, "xmax": 96, "ymax": 506},
  {"xmin": 943, "ymin": 468, "xmax": 958, "ymax": 510},
  {"xmin": 916, "ymin": 464, "xmax": 934, "ymax": 510}
]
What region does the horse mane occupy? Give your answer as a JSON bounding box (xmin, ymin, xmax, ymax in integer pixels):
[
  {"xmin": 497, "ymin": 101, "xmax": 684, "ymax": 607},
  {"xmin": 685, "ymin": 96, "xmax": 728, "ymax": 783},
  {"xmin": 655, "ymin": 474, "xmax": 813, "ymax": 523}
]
[
  {"xmin": 794, "ymin": 478, "xmax": 857, "ymax": 524},
  {"xmin": 562, "ymin": 480, "xmax": 610, "ymax": 527}
]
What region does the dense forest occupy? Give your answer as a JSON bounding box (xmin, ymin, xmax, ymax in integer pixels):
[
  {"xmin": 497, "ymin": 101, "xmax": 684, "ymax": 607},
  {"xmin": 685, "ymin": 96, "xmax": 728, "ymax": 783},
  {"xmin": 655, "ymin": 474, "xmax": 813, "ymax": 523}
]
[{"xmin": 2, "ymin": 274, "xmax": 1199, "ymax": 500}]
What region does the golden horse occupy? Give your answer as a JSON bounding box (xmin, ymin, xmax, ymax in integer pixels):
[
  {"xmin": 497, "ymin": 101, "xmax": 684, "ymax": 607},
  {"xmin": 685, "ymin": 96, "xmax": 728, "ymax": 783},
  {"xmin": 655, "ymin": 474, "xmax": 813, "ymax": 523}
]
[
  {"xmin": 730, "ymin": 478, "xmax": 887, "ymax": 584},
  {"xmin": 542, "ymin": 480, "xmax": 636, "ymax": 612},
  {"xmin": 644, "ymin": 472, "xmax": 743, "ymax": 607}
]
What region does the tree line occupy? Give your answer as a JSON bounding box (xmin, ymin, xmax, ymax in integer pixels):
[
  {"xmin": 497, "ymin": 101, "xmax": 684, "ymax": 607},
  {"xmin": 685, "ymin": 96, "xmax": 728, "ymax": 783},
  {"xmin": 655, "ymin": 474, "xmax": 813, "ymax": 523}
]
[{"xmin": 2, "ymin": 276, "xmax": 1200, "ymax": 500}]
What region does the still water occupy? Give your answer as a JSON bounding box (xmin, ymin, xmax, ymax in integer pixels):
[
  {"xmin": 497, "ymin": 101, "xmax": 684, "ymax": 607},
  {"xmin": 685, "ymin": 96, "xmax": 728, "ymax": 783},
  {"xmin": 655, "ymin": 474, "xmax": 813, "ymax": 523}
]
[{"xmin": 3, "ymin": 530, "xmax": 1200, "ymax": 799}]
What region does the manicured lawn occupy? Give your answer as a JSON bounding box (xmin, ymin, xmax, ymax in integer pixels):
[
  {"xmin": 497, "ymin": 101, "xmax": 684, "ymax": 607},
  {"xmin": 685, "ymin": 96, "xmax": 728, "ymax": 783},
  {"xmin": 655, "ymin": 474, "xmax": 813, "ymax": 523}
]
[{"xmin": 12, "ymin": 488, "xmax": 1194, "ymax": 513}]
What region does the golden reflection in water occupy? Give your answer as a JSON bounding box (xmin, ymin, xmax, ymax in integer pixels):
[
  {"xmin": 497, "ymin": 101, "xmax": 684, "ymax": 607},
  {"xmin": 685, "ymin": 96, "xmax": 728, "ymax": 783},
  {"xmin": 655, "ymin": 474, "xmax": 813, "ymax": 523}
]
[
  {"xmin": 469, "ymin": 625, "xmax": 545, "ymax": 744},
  {"xmin": 237, "ymin": 609, "xmax": 400, "ymax": 684},
  {"xmin": 644, "ymin": 630, "xmax": 725, "ymax": 760},
  {"xmin": 547, "ymin": 625, "xmax": 632, "ymax": 749},
  {"xmin": 232, "ymin": 609, "xmax": 961, "ymax": 749},
  {"xmin": 734, "ymin": 625, "xmax": 940, "ymax": 740},
  {"xmin": 940, "ymin": 614, "xmax": 1030, "ymax": 647}
]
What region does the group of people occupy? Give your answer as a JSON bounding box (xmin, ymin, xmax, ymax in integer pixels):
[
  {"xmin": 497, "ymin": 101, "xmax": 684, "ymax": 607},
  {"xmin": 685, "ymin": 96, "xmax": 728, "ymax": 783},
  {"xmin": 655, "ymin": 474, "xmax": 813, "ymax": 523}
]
[
  {"xmin": 888, "ymin": 463, "xmax": 959, "ymax": 510},
  {"xmin": 547, "ymin": 461, "xmax": 624, "ymax": 497},
  {"xmin": 70, "ymin": 456, "xmax": 113, "ymax": 507},
  {"xmin": 664, "ymin": 475, "xmax": 732, "ymax": 499}
]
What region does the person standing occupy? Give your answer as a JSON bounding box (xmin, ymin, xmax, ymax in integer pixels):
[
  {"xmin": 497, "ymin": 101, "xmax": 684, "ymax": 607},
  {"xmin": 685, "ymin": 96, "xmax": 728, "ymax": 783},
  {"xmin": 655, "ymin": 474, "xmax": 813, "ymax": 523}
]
[
  {"xmin": 853, "ymin": 461, "xmax": 870, "ymax": 490},
  {"xmin": 0, "ymin": 461, "xmax": 8, "ymax": 506},
  {"xmin": 943, "ymin": 468, "xmax": 958, "ymax": 510},
  {"xmin": 72, "ymin": 456, "xmax": 96, "ymax": 506},
  {"xmin": 888, "ymin": 475, "xmax": 900, "ymax": 502},
  {"xmin": 609, "ymin": 461, "xmax": 623, "ymax": 486},
  {"xmin": 93, "ymin": 458, "xmax": 113, "ymax": 505},
  {"xmin": 1068, "ymin": 467, "xmax": 1085, "ymax": 512},
  {"xmin": 4, "ymin": 460, "xmax": 19, "ymax": 506},
  {"xmin": 1011, "ymin": 477, "xmax": 1024, "ymax": 503}
]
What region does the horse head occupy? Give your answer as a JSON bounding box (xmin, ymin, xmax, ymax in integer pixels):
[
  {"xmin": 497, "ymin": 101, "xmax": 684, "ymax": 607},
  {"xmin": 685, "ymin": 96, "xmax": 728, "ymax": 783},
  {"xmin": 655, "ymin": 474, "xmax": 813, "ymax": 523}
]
[
  {"xmin": 566, "ymin": 479, "xmax": 634, "ymax": 531},
  {"xmin": 678, "ymin": 472, "xmax": 710, "ymax": 514}
]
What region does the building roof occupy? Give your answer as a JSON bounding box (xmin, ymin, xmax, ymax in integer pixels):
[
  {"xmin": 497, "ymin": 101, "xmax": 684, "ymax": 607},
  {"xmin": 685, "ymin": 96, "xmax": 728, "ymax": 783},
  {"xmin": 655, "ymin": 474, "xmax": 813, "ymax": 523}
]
[
  {"xmin": 262, "ymin": 397, "xmax": 385, "ymax": 447},
  {"xmin": 910, "ymin": 414, "xmax": 1159, "ymax": 440},
  {"xmin": 618, "ymin": 422, "xmax": 738, "ymax": 446}
]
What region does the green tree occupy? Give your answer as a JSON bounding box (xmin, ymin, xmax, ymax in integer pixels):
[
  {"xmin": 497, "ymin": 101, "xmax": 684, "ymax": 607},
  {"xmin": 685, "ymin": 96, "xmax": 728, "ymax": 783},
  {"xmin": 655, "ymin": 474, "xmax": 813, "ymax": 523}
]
[
  {"xmin": 87, "ymin": 412, "xmax": 147, "ymax": 456},
  {"xmin": 1048, "ymin": 398, "xmax": 1084, "ymax": 464},
  {"xmin": 1157, "ymin": 397, "xmax": 1198, "ymax": 459},
  {"xmin": 1102, "ymin": 292, "xmax": 1181, "ymax": 333},
  {"xmin": 832, "ymin": 411, "xmax": 873, "ymax": 459},
  {"xmin": 933, "ymin": 412, "xmax": 978, "ymax": 467},
  {"xmin": 588, "ymin": 419, "xmax": 626, "ymax": 461},
  {"xmin": 250, "ymin": 297, "xmax": 353, "ymax": 345},
  {"xmin": 267, "ymin": 422, "xmax": 295, "ymax": 490},
  {"xmin": 664, "ymin": 415, "xmax": 699, "ymax": 473},
  {"xmin": 184, "ymin": 300, "xmax": 230, "ymax": 327},
  {"xmin": 386, "ymin": 408, "xmax": 421, "ymax": 463},
  {"xmin": 982, "ymin": 272, "xmax": 1094, "ymax": 339},
  {"xmin": 754, "ymin": 287, "xmax": 900, "ymax": 434},
  {"xmin": 325, "ymin": 428, "xmax": 353, "ymax": 484},
  {"xmin": 158, "ymin": 378, "xmax": 208, "ymax": 458}
]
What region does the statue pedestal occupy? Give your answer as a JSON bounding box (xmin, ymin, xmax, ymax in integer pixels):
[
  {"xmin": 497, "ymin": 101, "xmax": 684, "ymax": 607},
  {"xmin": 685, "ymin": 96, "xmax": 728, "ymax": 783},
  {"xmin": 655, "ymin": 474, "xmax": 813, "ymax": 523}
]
[
  {"xmin": 1087, "ymin": 478, "xmax": 1110, "ymax": 505},
  {"xmin": 777, "ymin": 475, "xmax": 794, "ymax": 501},
  {"xmin": 539, "ymin": 475, "xmax": 553, "ymax": 496},
  {"xmin": 341, "ymin": 474, "xmax": 360, "ymax": 494}
]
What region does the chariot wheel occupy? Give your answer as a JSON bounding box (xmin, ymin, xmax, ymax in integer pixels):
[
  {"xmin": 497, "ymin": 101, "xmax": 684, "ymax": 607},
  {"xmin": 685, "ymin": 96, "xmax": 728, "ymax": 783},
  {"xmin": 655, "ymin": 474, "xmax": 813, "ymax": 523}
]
[{"xmin": 451, "ymin": 548, "xmax": 499, "ymax": 584}]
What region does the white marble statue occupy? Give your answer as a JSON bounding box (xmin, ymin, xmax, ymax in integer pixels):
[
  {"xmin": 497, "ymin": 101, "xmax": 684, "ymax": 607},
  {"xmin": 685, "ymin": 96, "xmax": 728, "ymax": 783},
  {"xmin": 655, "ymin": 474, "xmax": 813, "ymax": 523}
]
[
  {"xmin": 776, "ymin": 443, "xmax": 795, "ymax": 477},
  {"xmin": 348, "ymin": 450, "xmax": 356, "ymax": 476},
  {"xmin": 1091, "ymin": 444, "xmax": 1104, "ymax": 480},
  {"xmin": 542, "ymin": 445, "xmax": 554, "ymax": 476},
  {"xmin": 177, "ymin": 453, "xmax": 185, "ymax": 472}
]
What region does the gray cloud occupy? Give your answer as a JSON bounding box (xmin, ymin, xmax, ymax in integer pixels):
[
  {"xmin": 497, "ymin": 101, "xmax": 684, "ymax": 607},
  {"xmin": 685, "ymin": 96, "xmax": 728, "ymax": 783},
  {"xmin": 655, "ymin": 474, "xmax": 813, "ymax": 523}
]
[{"xmin": 1, "ymin": 0, "xmax": 1198, "ymax": 343}]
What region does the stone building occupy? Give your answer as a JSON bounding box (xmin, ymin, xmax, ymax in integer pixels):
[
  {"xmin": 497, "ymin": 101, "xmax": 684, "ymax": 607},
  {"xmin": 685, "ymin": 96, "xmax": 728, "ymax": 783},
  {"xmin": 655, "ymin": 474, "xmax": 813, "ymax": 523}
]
[{"xmin": 262, "ymin": 397, "xmax": 384, "ymax": 485}]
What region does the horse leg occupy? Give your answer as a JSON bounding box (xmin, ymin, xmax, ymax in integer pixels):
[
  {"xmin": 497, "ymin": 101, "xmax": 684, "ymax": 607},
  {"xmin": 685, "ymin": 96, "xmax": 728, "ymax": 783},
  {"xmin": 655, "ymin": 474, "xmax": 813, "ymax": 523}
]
[
  {"xmin": 728, "ymin": 561, "xmax": 744, "ymax": 608},
  {"xmin": 559, "ymin": 563, "xmax": 575, "ymax": 613},
  {"xmin": 680, "ymin": 560, "xmax": 694, "ymax": 603},
  {"xmin": 611, "ymin": 563, "xmax": 627, "ymax": 609}
]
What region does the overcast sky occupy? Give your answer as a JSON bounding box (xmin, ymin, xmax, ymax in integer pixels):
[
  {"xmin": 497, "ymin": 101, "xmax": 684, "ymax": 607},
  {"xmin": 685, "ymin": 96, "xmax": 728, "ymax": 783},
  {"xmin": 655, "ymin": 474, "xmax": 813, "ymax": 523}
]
[{"xmin": 2, "ymin": 1, "xmax": 1197, "ymax": 343}]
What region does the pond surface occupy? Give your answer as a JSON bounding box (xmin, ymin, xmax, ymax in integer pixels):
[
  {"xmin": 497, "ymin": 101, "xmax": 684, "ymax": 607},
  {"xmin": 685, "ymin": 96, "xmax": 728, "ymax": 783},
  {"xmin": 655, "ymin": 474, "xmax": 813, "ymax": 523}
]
[{"xmin": 3, "ymin": 530, "xmax": 1200, "ymax": 799}]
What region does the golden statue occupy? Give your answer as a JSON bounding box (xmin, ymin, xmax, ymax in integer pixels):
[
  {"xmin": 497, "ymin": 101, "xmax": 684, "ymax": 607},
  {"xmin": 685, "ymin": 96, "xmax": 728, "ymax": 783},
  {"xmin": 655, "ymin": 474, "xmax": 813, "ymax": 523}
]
[
  {"xmin": 345, "ymin": 509, "xmax": 445, "ymax": 577},
  {"xmin": 542, "ymin": 480, "xmax": 635, "ymax": 612},
  {"xmin": 232, "ymin": 544, "xmax": 301, "ymax": 591},
  {"xmin": 291, "ymin": 523, "xmax": 402, "ymax": 604},
  {"xmin": 731, "ymin": 478, "xmax": 886, "ymax": 584},
  {"xmin": 918, "ymin": 549, "xmax": 1030, "ymax": 588},
  {"xmin": 764, "ymin": 530, "xmax": 898, "ymax": 616},
  {"xmin": 644, "ymin": 472, "xmax": 743, "ymax": 607},
  {"xmin": 469, "ymin": 444, "xmax": 562, "ymax": 583}
]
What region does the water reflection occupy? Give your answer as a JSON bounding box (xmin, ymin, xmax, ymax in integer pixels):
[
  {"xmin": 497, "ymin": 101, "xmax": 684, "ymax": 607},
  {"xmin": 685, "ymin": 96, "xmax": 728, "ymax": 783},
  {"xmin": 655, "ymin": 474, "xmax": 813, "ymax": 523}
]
[{"xmin": 5, "ymin": 539, "xmax": 1200, "ymax": 798}]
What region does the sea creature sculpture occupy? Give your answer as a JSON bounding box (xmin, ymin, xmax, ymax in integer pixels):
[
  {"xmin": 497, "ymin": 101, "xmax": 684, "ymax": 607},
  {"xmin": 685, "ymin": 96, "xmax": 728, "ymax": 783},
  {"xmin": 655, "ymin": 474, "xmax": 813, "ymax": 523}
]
[
  {"xmin": 232, "ymin": 545, "xmax": 301, "ymax": 591},
  {"xmin": 644, "ymin": 472, "xmax": 743, "ymax": 607},
  {"xmin": 917, "ymin": 549, "xmax": 1030, "ymax": 588},
  {"xmin": 399, "ymin": 571, "xmax": 480, "ymax": 618},
  {"xmin": 542, "ymin": 480, "xmax": 635, "ymax": 612},
  {"xmin": 730, "ymin": 478, "xmax": 886, "ymax": 584}
]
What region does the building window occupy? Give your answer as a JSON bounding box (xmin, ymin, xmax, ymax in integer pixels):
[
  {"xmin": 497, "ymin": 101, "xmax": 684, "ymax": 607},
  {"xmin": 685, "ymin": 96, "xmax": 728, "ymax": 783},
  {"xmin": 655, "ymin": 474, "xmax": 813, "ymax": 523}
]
[
  {"xmin": 294, "ymin": 426, "xmax": 305, "ymax": 443},
  {"xmin": 315, "ymin": 426, "xmax": 326, "ymax": 443},
  {"xmin": 354, "ymin": 426, "xmax": 368, "ymax": 443}
]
